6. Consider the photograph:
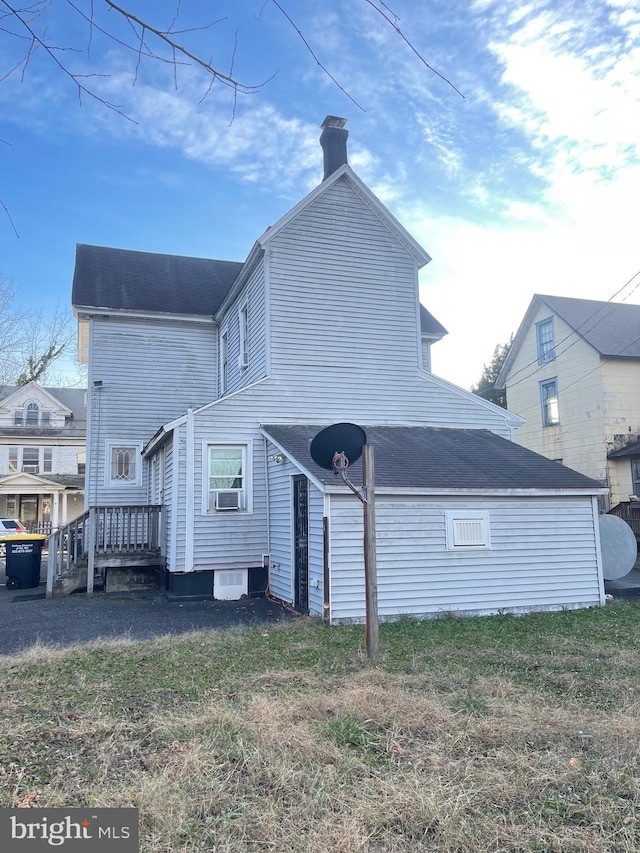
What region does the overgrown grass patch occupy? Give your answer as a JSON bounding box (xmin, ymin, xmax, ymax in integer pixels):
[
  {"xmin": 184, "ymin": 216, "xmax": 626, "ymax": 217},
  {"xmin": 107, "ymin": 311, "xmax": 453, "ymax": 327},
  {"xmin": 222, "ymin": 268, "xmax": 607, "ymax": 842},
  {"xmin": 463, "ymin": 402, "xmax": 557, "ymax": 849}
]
[{"xmin": 0, "ymin": 601, "xmax": 638, "ymax": 851}]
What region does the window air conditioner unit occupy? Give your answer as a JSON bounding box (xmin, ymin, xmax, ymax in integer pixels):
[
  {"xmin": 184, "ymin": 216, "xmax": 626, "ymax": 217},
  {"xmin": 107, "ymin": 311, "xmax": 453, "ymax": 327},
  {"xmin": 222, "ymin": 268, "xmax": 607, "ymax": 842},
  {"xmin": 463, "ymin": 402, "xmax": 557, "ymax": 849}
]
[
  {"xmin": 238, "ymin": 351, "xmax": 249, "ymax": 369},
  {"xmin": 215, "ymin": 491, "xmax": 242, "ymax": 511}
]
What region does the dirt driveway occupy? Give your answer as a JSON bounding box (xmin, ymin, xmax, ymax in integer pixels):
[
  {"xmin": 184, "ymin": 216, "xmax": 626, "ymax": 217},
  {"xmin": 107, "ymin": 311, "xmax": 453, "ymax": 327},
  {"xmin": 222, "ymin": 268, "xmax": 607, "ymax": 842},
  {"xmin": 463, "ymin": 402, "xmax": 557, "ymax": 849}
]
[{"xmin": 0, "ymin": 557, "xmax": 293, "ymax": 655}]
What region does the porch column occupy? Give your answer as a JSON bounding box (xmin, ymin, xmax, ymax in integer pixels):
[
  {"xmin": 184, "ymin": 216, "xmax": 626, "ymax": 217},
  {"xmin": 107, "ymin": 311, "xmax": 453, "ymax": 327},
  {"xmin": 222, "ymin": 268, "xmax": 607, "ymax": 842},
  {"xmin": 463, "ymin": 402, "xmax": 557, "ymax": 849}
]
[
  {"xmin": 61, "ymin": 492, "xmax": 68, "ymax": 526},
  {"xmin": 52, "ymin": 493, "xmax": 60, "ymax": 528}
]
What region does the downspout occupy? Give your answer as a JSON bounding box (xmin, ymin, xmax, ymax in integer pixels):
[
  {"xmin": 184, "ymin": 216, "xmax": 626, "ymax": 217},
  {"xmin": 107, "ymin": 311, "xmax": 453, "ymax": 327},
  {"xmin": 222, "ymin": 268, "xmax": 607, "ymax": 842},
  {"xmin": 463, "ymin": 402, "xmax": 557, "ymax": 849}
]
[{"xmin": 185, "ymin": 407, "xmax": 194, "ymax": 573}]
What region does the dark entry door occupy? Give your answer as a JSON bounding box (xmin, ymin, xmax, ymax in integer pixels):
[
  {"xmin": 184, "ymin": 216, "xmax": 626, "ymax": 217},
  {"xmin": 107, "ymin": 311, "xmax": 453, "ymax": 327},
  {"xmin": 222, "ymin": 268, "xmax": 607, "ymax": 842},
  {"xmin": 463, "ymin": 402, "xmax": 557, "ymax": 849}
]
[{"xmin": 293, "ymin": 475, "xmax": 309, "ymax": 612}]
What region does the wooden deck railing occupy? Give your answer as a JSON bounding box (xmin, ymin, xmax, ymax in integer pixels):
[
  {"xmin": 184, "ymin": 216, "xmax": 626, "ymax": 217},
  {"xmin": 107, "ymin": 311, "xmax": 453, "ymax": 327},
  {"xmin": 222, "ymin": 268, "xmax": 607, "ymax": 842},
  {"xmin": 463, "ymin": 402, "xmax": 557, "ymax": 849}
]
[
  {"xmin": 608, "ymin": 501, "xmax": 640, "ymax": 541},
  {"xmin": 47, "ymin": 505, "xmax": 162, "ymax": 597}
]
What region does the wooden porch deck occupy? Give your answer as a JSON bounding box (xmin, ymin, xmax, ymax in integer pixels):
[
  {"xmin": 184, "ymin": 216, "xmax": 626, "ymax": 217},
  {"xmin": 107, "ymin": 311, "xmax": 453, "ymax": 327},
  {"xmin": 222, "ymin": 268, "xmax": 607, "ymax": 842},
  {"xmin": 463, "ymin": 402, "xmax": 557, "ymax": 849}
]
[{"xmin": 47, "ymin": 505, "xmax": 163, "ymax": 597}]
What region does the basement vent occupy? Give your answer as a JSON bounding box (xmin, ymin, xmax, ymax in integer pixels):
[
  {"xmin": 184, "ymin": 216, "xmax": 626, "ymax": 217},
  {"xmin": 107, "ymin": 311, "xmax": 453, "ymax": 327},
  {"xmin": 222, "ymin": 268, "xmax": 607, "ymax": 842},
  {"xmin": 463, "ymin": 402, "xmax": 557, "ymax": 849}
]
[{"xmin": 213, "ymin": 569, "xmax": 248, "ymax": 600}]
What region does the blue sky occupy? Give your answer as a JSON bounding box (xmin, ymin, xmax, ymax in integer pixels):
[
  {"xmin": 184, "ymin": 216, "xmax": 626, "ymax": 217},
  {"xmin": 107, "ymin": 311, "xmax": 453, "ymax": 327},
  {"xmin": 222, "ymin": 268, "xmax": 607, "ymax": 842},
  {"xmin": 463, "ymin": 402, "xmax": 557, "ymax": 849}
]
[{"xmin": 1, "ymin": 0, "xmax": 639, "ymax": 389}]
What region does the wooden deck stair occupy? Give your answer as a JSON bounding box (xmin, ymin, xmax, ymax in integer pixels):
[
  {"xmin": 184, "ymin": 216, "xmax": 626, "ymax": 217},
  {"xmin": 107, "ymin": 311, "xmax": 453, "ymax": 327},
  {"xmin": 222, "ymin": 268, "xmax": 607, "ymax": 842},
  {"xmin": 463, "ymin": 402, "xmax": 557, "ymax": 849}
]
[{"xmin": 46, "ymin": 505, "xmax": 163, "ymax": 597}]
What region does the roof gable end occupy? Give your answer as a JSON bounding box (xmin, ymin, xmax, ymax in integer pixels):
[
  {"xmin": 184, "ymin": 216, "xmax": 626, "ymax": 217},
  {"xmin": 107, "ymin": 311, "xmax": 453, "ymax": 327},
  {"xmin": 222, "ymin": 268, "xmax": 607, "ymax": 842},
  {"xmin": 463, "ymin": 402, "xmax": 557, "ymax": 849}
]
[{"xmin": 257, "ymin": 165, "xmax": 431, "ymax": 267}]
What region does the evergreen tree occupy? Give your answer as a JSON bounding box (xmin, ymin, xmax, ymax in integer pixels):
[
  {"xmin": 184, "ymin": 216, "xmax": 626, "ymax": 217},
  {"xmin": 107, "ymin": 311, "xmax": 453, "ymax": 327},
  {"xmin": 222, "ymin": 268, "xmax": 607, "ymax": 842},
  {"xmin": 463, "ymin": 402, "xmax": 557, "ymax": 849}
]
[{"xmin": 470, "ymin": 337, "xmax": 513, "ymax": 409}]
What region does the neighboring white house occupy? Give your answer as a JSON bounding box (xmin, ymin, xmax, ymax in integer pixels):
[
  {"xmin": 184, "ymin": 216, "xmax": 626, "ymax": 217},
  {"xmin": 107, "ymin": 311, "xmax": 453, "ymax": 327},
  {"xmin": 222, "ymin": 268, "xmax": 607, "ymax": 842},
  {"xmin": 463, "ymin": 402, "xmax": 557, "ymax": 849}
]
[
  {"xmin": 0, "ymin": 382, "xmax": 86, "ymax": 530},
  {"xmin": 495, "ymin": 294, "xmax": 640, "ymax": 509},
  {"xmin": 71, "ymin": 118, "xmax": 606, "ymax": 620}
]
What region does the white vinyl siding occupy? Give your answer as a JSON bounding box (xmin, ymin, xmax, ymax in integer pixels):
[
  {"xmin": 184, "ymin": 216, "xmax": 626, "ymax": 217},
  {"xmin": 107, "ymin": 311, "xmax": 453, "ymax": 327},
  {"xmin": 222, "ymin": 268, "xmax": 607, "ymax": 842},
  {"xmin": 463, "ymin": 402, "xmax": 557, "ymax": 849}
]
[
  {"xmin": 328, "ymin": 495, "xmax": 602, "ymax": 623},
  {"xmin": 217, "ymin": 261, "xmax": 266, "ymax": 396},
  {"xmin": 265, "ymin": 175, "xmax": 512, "ymax": 434},
  {"xmin": 86, "ymin": 315, "xmax": 218, "ymax": 506},
  {"xmin": 266, "ymin": 448, "xmax": 296, "ymax": 603},
  {"xmin": 163, "ymin": 438, "xmax": 174, "ymax": 571}
]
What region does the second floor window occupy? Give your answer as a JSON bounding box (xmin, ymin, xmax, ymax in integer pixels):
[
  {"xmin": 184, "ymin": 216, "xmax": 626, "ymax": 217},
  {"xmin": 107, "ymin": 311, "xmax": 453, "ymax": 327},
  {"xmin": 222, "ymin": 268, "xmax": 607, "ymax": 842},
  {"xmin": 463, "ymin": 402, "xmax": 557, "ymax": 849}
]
[
  {"xmin": 8, "ymin": 446, "xmax": 54, "ymax": 474},
  {"xmin": 536, "ymin": 318, "xmax": 555, "ymax": 364},
  {"xmin": 540, "ymin": 378, "xmax": 559, "ymax": 427}
]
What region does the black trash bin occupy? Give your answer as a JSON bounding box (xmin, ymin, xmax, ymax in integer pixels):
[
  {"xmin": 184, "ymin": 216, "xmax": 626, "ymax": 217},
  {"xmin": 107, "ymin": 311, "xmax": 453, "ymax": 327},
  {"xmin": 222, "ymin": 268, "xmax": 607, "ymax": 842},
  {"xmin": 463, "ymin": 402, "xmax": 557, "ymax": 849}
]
[{"xmin": 4, "ymin": 534, "xmax": 46, "ymax": 590}]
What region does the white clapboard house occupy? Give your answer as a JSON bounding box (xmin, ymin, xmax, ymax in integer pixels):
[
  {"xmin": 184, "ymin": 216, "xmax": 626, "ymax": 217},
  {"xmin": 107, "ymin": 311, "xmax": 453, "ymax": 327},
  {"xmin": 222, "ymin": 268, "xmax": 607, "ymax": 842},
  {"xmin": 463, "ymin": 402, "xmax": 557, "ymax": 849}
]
[{"xmin": 59, "ymin": 117, "xmax": 607, "ymax": 618}]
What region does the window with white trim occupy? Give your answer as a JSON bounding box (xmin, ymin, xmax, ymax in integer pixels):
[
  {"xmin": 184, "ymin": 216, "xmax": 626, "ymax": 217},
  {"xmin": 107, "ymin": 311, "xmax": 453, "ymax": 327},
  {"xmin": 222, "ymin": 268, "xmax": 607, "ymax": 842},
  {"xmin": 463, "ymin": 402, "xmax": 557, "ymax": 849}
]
[
  {"xmin": 106, "ymin": 443, "xmax": 141, "ymax": 486},
  {"xmin": 445, "ymin": 511, "xmax": 491, "ymax": 550},
  {"xmin": 206, "ymin": 444, "xmax": 247, "ymax": 512},
  {"xmin": 26, "ymin": 403, "xmax": 39, "ymax": 426},
  {"xmin": 238, "ymin": 302, "xmax": 248, "ymax": 370},
  {"xmin": 6, "ymin": 446, "xmax": 54, "ymax": 475},
  {"xmin": 220, "ymin": 330, "xmax": 228, "ymax": 393}
]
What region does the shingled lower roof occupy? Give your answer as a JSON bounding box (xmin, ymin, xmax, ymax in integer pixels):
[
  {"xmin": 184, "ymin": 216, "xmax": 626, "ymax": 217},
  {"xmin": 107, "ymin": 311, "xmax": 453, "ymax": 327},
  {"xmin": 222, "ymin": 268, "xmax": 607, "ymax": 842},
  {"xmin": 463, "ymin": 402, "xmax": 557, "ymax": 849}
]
[
  {"xmin": 262, "ymin": 424, "xmax": 605, "ymax": 492},
  {"xmin": 72, "ymin": 244, "xmax": 244, "ymax": 316}
]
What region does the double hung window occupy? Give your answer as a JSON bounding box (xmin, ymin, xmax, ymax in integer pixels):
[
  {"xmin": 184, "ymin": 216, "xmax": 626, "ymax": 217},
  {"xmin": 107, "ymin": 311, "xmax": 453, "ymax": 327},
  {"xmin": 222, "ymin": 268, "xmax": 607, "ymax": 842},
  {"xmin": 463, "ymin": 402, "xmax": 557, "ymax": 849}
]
[
  {"xmin": 540, "ymin": 378, "xmax": 559, "ymax": 426},
  {"xmin": 536, "ymin": 318, "xmax": 555, "ymax": 364},
  {"xmin": 206, "ymin": 445, "xmax": 246, "ymax": 512}
]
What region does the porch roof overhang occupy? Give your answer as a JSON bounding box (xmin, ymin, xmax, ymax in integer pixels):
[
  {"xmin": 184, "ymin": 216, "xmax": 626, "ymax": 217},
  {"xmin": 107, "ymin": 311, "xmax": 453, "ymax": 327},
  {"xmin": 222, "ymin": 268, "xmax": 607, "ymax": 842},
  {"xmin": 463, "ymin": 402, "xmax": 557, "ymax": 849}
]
[
  {"xmin": 261, "ymin": 424, "xmax": 607, "ymax": 495},
  {"xmin": 0, "ymin": 472, "xmax": 84, "ymax": 492}
]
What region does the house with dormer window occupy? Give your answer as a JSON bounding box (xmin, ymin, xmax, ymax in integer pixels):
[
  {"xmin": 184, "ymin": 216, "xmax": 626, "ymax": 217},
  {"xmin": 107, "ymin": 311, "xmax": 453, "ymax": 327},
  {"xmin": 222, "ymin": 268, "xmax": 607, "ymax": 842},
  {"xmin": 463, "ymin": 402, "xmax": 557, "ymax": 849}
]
[
  {"xmin": 0, "ymin": 382, "xmax": 86, "ymax": 531},
  {"xmin": 62, "ymin": 118, "xmax": 606, "ymax": 617}
]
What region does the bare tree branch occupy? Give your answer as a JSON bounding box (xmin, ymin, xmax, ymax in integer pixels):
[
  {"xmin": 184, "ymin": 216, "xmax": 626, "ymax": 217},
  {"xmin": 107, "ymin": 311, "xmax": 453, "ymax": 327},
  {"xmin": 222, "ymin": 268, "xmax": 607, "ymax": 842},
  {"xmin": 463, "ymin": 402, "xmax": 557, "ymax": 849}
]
[
  {"xmin": 103, "ymin": 0, "xmax": 268, "ymax": 94},
  {"xmin": 362, "ymin": 0, "xmax": 465, "ymax": 98},
  {"xmin": 1, "ymin": 0, "xmax": 135, "ymax": 119},
  {"xmin": 269, "ymin": 0, "xmax": 365, "ymax": 112}
]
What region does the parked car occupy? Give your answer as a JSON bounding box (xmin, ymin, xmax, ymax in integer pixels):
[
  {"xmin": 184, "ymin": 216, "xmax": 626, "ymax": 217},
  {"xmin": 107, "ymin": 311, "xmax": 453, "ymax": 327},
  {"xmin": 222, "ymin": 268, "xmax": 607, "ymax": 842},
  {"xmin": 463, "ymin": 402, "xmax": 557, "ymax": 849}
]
[
  {"xmin": 0, "ymin": 518, "xmax": 27, "ymax": 557},
  {"xmin": 0, "ymin": 518, "xmax": 27, "ymax": 537}
]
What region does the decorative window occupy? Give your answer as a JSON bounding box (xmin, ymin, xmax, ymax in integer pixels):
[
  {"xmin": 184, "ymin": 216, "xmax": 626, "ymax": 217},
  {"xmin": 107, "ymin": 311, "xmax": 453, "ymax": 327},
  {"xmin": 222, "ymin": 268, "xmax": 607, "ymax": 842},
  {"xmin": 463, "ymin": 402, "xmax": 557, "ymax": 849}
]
[
  {"xmin": 536, "ymin": 318, "xmax": 555, "ymax": 364},
  {"xmin": 220, "ymin": 330, "xmax": 228, "ymax": 393},
  {"xmin": 14, "ymin": 411, "xmax": 23, "ymax": 426},
  {"xmin": 238, "ymin": 302, "xmax": 249, "ymax": 369},
  {"xmin": 540, "ymin": 378, "xmax": 559, "ymax": 427},
  {"xmin": 445, "ymin": 511, "xmax": 491, "ymax": 550},
  {"xmin": 205, "ymin": 444, "xmax": 247, "ymax": 512},
  {"xmin": 41, "ymin": 411, "xmax": 51, "ymax": 426},
  {"xmin": 26, "ymin": 403, "xmax": 39, "ymax": 426},
  {"xmin": 6, "ymin": 497, "xmax": 16, "ymax": 516},
  {"xmin": 106, "ymin": 443, "xmax": 142, "ymax": 486},
  {"xmin": 8, "ymin": 448, "xmax": 17, "ymax": 472}
]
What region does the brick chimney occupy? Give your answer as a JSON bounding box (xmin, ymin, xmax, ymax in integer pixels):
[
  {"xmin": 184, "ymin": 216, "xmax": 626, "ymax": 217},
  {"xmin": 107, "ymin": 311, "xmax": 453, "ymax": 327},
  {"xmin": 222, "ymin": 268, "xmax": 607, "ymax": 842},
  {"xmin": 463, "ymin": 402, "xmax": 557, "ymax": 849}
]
[{"xmin": 320, "ymin": 116, "xmax": 348, "ymax": 180}]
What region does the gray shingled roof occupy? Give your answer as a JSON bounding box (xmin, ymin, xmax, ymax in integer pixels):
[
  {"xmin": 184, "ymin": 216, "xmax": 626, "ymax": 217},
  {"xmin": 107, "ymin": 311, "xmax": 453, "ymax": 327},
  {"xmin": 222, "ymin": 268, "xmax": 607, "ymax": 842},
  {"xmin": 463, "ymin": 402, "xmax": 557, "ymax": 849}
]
[
  {"xmin": 420, "ymin": 305, "xmax": 448, "ymax": 338},
  {"xmin": 537, "ymin": 295, "xmax": 640, "ymax": 358},
  {"xmin": 609, "ymin": 439, "xmax": 640, "ymax": 459},
  {"xmin": 72, "ymin": 244, "xmax": 244, "ymax": 316},
  {"xmin": 262, "ymin": 424, "xmax": 604, "ymax": 491}
]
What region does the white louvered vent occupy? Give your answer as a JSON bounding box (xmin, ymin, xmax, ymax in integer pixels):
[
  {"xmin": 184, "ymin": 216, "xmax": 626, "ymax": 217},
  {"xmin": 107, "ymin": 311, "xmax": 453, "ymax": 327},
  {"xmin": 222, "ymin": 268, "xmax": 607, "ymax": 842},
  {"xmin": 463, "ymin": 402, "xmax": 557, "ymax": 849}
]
[
  {"xmin": 214, "ymin": 569, "xmax": 248, "ymax": 600},
  {"xmin": 453, "ymin": 519, "xmax": 484, "ymax": 546},
  {"xmin": 445, "ymin": 511, "xmax": 491, "ymax": 550}
]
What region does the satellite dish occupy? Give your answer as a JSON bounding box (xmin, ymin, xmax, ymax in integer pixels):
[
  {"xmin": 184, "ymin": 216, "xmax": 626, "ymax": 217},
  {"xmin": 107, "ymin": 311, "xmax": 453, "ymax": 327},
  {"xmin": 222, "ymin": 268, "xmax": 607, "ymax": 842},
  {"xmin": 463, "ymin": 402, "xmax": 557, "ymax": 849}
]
[
  {"xmin": 598, "ymin": 514, "xmax": 638, "ymax": 580},
  {"xmin": 310, "ymin": 423, "xmax": 367, "ymax": 471}
]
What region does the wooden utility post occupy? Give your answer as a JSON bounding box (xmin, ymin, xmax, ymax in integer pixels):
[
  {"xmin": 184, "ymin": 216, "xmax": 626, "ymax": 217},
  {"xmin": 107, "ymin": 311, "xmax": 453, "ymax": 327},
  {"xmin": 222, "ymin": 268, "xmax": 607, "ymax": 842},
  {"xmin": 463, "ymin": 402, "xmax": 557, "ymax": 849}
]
[{"xmin": 362, "ymin": 443, "xmax": 379, "ymax": 660}]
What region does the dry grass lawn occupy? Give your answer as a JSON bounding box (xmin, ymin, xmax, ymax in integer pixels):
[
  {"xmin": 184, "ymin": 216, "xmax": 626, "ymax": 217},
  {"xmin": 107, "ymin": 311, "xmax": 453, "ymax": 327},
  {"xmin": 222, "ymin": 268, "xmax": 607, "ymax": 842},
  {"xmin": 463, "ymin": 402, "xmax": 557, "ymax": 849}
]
[{"xmin": 0, "ymin": 601, "xmax": 639, "ymax": 852}]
